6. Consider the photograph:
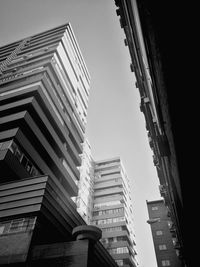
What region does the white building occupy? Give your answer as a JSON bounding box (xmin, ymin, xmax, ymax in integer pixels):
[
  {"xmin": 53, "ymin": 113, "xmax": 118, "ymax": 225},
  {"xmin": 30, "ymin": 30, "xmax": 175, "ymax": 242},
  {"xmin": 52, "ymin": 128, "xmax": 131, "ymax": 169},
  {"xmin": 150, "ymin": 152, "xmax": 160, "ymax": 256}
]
[{"xmin": 75, "ymin": 152, "xmax": 139, "ymax": 267}]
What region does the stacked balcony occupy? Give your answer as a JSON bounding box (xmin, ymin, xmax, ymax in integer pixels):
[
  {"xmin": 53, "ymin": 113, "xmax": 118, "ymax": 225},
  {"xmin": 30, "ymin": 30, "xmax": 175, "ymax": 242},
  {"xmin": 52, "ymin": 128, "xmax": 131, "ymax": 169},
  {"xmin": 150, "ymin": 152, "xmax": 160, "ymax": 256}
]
[
  {"xmin": 92, "ymin": 158, "xmax": 137, "ymax": 267},
  {"xmin": 0, "ymin": 24, "xmax": 118, "ymax": 267}
]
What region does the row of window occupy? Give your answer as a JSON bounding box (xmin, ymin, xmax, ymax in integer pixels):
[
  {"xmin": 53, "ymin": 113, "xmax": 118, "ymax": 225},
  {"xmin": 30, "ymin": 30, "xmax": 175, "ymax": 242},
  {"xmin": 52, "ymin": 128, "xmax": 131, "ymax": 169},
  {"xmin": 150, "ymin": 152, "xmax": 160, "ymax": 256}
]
[
  {"xmin": 95, "ymin": 185, "xmax": 123, "ymax": 195},
  {"xmin": 94, "ymin": 193, "xmax": 123, "ymax": 200},
  {"xmin": 93, "ymin": 207, "xmax": 124, "ymax": 217},
  {"xmin": 96, "ymin": 160, "xmax": 120, "ymax": 167},
  {"xmin": 0, "ymin": 217, "xmax": 36, "ymax": 235},
  {"xmin": 0, "ymin": 82, "xmax": 81, "ymax": 174},
  {"xmin": 102, "ymin": 226, "xmax": 122, "ymax": 232},
  {"xmin": 101, "ymin": 171, "xmax": 120, "ymax": 177},
  {"xmin": 93, "ymin": 200, "xmax": 121, "ymax": 209},
  {"xmin": 95, "ymin": 167, "xmax": 120, "ymax": 175},
  {"xmin": 43, "ymin": 69, "xmax": 84, "ymax": 137},
  {"xmin": 53, "ymin": 53, "xmax": 87, "ymax": 128},
  {"xmin": 108, "ymin": 246, "xmax": 129, "ymax": 255},
  {"xmin": 93, "ymin": 216, "xmax": 125, "ymax": 226},
  {"xmin": 161, "ymin": 260, "xmax": 170, "ymax": 266},
  {"xmin": 102, "ymin": 225, "xmax": 129, "ymax": 233},
  {"xmin": 115, "ymin": 259, "xmax": 132, "ymax": 267},
  {"xmin": 61, "ymin": 30, "xmax": 90, "ymax": 85},
  {"xmin": 1, "ymin": 66, "xmax": 84, "ymax": 148},
  {"xmin": 0, "ymin": 140, "xmax": 40, "ymax": 177},
  {"xmin": 95, "ymin": 178, "xmax": 121, "ymax": 185},
  {"xmin": 101, "ymin": 236, "xmax": 127, "ymax": 244}
]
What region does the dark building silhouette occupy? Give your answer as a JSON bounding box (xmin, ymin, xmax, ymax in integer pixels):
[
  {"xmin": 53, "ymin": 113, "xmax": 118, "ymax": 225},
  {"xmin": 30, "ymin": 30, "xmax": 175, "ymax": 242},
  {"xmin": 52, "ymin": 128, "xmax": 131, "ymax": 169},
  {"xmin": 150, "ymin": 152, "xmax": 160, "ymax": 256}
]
[
  {"xmin": 147, "ymin": 199, "xmax": 183, "ymax": 267},
  {"xmin": 113, "ymin": 0, "xmax": 191, "ymax": 266},
  {"xmin": 0, "ymin": 23, "xmax": 118, "ymax": 267}
]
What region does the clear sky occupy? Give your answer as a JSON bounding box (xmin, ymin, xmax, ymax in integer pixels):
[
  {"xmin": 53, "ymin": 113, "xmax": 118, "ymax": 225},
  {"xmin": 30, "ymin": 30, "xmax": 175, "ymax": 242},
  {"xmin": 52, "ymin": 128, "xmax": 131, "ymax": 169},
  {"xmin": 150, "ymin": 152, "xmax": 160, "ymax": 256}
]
[{"xmin": 0, "ymin": 1, "xmax": 162, "ymax": 266}]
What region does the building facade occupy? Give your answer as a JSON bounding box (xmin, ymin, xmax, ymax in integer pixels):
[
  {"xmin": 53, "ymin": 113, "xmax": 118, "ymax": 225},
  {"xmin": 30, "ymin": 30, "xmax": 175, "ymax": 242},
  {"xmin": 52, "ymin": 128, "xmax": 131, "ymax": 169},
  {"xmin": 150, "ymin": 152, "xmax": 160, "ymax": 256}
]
[
  {"xmin": 147, "ymin": 199, "xmax": 183, "ymax": 267},
  {"xmin": 91, "ymin": 157, "xmax": 138, "ymax": 267},
  {"xmin": 0, "ymin": 23, "xmax": 118, "ymax": 267},
  {"xmin": 113, "ymin": 1, "xmax": 187, "ymax": 265}
]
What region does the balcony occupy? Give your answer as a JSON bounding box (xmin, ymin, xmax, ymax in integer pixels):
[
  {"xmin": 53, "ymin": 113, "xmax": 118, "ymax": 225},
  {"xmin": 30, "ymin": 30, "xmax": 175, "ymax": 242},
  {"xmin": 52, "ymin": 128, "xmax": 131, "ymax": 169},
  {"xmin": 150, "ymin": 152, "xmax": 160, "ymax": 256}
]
[{"xmin": 94, "ymin": 187, "xmax": 124, "ymax": 198}]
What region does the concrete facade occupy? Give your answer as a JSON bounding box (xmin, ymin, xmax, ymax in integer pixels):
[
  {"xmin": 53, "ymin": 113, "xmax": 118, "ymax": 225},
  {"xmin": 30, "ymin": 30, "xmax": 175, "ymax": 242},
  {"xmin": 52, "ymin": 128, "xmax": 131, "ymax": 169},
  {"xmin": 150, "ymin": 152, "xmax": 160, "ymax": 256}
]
[
  {"xmin": 0, "ymin": 23, "xmax": 118, "ymax": 267},
  {"xmin": 92, "ymin": 157, "xmax": 138, "ymax": 267},
  {"xmin": 113, "ymin": 1, "xmax": 187, "ymax": 265}
]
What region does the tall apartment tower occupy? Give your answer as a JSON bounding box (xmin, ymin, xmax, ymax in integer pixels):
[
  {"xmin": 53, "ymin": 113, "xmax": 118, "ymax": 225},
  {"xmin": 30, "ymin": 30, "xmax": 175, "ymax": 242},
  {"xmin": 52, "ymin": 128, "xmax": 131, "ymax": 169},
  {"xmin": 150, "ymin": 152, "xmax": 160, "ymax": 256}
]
[
  {"xmin": 0, "ymin": 23, "xmax": 90, "ymax": 188},
  {"xmin": 0, "ymin": 24, "xmax": 118, "ymax": 267},
  {"xmin": 92, "ymin": 157, "xmax": 138, "ymax": 267},
  {"xmin": 147, "ymin": 199, "xmax": 183, "ymax": 267}
]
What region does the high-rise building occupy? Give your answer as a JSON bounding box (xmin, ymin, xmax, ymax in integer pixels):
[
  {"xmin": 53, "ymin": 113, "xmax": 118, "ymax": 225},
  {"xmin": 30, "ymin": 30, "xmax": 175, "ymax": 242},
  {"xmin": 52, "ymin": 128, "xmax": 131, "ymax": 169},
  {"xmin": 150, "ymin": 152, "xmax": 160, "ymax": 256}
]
[
  {"xmin": 74, "ymin": 144, "xmax": 139, "ymax": 267},
  {"xmin": 113, "ymin": 1, "xmax": 187, "ymax": 265},
  {"xmin": 147, "ymin": 199, "xmax": 183, "ymax": 267},
  {"xmin": 0, "ymin": 23, "xmax": 118, "ymax": 267},
  {"xmin": 91, "ymin": 157, "xmax": 138, "ymax": 267},
  {"xmin": 0, "ymin": 23, "xmax": 90, "ymax": 190}
]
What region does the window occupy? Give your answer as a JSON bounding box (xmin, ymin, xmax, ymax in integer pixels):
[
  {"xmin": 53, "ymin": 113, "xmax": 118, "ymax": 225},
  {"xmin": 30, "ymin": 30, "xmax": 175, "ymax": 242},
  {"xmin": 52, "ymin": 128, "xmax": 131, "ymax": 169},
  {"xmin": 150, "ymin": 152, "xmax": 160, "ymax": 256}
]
[
  {"xmin": 93, "ymin": 200, "xmax": 121, "ymax": 209},
  {"xmin": 0, "ymin": 140, "xmax": 12, "ymax": 150},
  {"xmin": 93, "ymin": 207, "xmax": 124, "ymax": 216},
  {"xmin": 102, "ymin": 226, "xmax": 122, "ymax": 232},
  {"xmin": 172, "ymin": 238, "xmax": 177, "ymax": 245},
  {"xmin": 0, "ymin": 226, "xmax": 5, "ymax": 235},
  {"xmin": 117, "ymin": 236, "xmax": 126, "ymax": 242},
  {"xmin": 30, "ymin": 166, "xmax": 39, "ymax": 176},
  {"xmin": 115, "ymin": 259, "xmax": 123, "ymax": 266},
  {"xmin": 152, "ymin": 206, "xmax": 158, "ymax": 210},
  {"xmin": 21, "ymin": 155, "xmax": 28, "ymax": 168},
  {"xmin": 9, "ymin": 141, "xmax": 40, "ymax": 176},
  {"xmin": 117, "ymin": 247, "xmax": 128, "ymax": 254},
  {"xmin": 161, "ymin": 260, "xmax": 170, "ymax": 266},
  {"xmin": 167, "ymin": 221, "xmax": 172, "ymax": 228},
  {"xmin": 96, "ymin": 216, "xmax": 125, "ymax": 225},
  {"xmin": 109, "ymin": 247, "xmax": 129, "ymax": 254},
  {"xmin": 8, "ymin": 218, "xmax": 25, "ymax": 233},
  {"xmin": 62, "ymin": 158, "xmax": 78, "ymax": 185},
  {"xmin": 156, "ymin": 230, "xmax": 163, "ymax": 235},
  {"xmin": 113, "ymin": 216, "xmax": 125, "ymax": 223},
  {"xmin": 10, "ymin": 141, "xmax": 18, "ymax": 153},
  {"xmin": 0, "ymin": 217, "xmax": 36, "ymax": 235},
  {"xmin": 159, "ymin": 244, "xmax": 167, "ymax": 250},
  {"xmin": 15, "ymin": 148, "xmax": 23, "ymax": 162}
]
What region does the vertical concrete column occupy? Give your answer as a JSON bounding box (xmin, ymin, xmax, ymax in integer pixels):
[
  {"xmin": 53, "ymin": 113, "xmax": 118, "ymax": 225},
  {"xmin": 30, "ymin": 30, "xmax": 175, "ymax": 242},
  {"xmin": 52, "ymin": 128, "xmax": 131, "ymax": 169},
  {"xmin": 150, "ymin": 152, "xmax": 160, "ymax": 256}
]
[
  {"xmin": 72, "ymin": 225, "xmax": 102, "ymax": 242},
  {"xmin": 72, "ymin": 225, "xmax": 102, "ymax": 267}
]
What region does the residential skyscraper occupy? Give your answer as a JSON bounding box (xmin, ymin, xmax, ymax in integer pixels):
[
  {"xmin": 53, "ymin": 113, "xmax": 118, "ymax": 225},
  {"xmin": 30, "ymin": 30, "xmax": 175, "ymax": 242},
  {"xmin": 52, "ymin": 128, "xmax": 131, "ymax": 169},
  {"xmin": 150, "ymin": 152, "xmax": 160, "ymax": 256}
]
[
  {"xmin": 91, "ymin": 157, "xmax": 138, "ymax": 267},
  {"xmin": 74, "ymin": 153, "xmax": 139, "ymax": 266},
  {"xmin": 0, "ymin": 23, "xmax": 118, "ymax": 267},
  {"xmin": 147, "ymin": 199, "xmax": 183, "ymax": 267},
  {"xmin": 0, "ymin": 23, "xmax": 90, "ymax": 190}
]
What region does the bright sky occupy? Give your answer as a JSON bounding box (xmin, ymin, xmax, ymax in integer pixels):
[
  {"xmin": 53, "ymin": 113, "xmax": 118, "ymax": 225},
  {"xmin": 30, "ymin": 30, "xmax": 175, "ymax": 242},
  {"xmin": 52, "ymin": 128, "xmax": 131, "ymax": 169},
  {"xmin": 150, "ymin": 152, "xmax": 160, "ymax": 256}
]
[{"xmin": 0, "ymin": 1, "xmax": 161, "ymax": 266}]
